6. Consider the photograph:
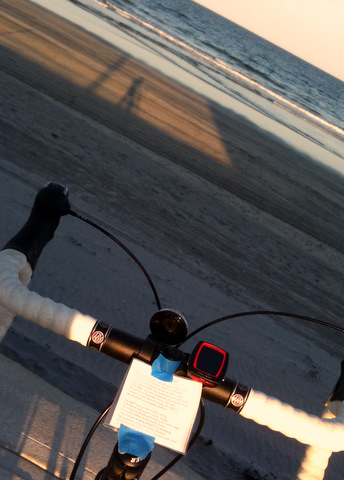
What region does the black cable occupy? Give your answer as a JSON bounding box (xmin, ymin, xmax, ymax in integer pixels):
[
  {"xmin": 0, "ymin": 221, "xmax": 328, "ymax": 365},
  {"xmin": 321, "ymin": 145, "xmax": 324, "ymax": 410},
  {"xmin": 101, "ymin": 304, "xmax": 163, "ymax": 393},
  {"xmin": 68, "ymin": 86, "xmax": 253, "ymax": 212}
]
[
  {"xmin": 150, "ymin": 399, "xmax": 205, "ymax": 480},
  {"xmin": 67, "ymin": 209, "xmax": 344, "ymax": 478},
  {"xmin": 70, "ymin": 400, "xmax": 204, "ymax": 480},
  {"xmin": 67, "ymin": 209, "xmax": 163, "ymax": 478},
  {"xmin": 70, "ymin": 403, "xmax": 112, "ymax": 480},
  {"xmin": 69, "ymin": 210, "xmax": 161, "ymax": 310},
  {"xmin": 181, "ymin": 310, "xmax": 344, "ymax": 346}
]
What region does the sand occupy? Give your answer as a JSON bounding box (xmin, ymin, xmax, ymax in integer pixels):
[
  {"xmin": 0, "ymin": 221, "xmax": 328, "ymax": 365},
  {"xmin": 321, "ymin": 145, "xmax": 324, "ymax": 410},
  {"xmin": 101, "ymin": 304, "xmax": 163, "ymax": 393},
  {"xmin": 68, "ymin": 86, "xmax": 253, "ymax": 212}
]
[{"xmin": 1, "ymin": 0, "xmax": 344, "ymax": 478}]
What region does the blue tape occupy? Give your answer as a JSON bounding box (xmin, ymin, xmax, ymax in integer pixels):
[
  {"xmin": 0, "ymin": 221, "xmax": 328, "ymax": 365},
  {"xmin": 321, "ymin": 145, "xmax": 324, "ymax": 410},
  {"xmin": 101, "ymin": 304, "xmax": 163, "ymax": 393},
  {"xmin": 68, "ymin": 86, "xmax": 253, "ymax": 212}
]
[
  {"xmin": 118, "ymin": 425, "xmax": 155, "ymax": 458},
  {"xmin": 151, "ymin": 354, "xmax": 180, "ymax": 382}
]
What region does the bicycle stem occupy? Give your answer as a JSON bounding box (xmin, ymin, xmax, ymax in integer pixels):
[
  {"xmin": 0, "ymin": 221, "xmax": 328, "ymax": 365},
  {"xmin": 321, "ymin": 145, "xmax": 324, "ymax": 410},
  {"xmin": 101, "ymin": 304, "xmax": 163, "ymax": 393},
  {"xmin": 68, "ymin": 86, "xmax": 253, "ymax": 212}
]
[{"xmin": 95, "ymin": 445, "xmax": 151, "ymax": 480}]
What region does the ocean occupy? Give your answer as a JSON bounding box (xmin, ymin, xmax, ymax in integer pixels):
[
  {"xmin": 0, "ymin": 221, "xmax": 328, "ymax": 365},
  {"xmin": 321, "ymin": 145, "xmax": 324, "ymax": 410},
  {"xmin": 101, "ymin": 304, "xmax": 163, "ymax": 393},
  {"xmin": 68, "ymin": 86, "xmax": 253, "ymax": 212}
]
[{"xmin": 80, "ymin": 0, "xmax": 344, "ymax": 159}]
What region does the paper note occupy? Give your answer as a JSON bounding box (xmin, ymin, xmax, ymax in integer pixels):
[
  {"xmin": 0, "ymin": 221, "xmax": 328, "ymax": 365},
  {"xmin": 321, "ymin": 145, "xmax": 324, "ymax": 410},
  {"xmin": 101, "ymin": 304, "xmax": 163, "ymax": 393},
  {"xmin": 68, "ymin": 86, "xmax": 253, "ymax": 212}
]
[{"xmin": 105, "ymin": 358, "xmax": 202, "ymax": 453}]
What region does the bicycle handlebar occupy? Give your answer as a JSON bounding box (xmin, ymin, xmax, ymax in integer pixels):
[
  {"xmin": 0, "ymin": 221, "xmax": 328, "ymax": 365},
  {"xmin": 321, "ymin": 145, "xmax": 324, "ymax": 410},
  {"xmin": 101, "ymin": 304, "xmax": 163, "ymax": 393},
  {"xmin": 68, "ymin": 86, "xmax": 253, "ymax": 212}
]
[
  {"xmin": 1, "ymin": 183, "xmax": 343, "ymax": 480},
  {"xmin": 0, "ymin": 247, "xmax": 247, "ymax": 410}
]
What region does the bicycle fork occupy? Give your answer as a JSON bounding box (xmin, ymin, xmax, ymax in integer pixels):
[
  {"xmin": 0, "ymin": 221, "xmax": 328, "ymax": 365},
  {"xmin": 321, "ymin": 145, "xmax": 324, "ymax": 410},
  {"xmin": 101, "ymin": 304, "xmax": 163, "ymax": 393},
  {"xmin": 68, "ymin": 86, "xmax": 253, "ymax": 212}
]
[{"xmin": 95, "ymin": 442, "xmax": 151, "ymax": 480}]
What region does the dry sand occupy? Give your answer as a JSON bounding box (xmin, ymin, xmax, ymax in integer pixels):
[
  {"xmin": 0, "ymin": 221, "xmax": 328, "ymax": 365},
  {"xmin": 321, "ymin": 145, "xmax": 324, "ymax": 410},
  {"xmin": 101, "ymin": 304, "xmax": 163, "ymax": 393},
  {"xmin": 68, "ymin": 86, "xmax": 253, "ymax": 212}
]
[{"xmin": 1, "ymin": 0, "xmax": 344, "ymax": 478}]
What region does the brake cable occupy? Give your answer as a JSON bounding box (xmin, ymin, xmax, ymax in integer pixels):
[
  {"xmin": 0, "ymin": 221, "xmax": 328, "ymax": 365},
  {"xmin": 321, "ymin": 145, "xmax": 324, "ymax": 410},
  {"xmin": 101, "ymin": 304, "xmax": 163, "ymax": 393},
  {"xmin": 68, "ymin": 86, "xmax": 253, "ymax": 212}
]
[
  {"xmin": 69, "ymin": 210, "xmax": 161, "ymax": 310},
  {"xmin": 181, "ymin": 310, "xmax": 344, "ymax": 346},
  {"xmin": 68, "ymin": 210, "xmax": 344, "ymax": 479},
  {"xmin": 70, "ymin": 403, "xmax": 112, "ymax": 480},
  {"xmin": 68, "ymin": 210, "xmax": 197, "ymax": 480}
]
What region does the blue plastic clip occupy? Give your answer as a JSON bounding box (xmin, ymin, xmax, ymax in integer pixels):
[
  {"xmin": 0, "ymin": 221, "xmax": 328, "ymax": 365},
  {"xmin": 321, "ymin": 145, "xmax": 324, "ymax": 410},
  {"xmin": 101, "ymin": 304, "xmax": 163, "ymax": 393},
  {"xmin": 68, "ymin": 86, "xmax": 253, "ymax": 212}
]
[
  {"xmin": 118, "ymin": 425, "xmax": 155, "ymax": 458},
  {"xmin": 151, "ymin": 353, "xmax": 180, "ymax": 382}
]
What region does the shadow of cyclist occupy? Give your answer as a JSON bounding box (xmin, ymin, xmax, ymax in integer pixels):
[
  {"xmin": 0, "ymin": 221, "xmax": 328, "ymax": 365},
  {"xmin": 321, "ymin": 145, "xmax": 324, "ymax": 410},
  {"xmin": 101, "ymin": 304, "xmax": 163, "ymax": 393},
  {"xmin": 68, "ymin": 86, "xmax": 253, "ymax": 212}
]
[{"xmin": 118, "ymin": 77, "xmax": 144, "ymax": 113}]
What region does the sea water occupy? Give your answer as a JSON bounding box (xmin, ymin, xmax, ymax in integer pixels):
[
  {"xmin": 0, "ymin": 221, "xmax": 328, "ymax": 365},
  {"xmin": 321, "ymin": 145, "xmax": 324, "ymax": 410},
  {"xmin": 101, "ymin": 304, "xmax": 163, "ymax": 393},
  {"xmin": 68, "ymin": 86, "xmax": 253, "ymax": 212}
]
[{"xmin": 78, "ymin": 0, "xmax": 344, "ymax": 159}]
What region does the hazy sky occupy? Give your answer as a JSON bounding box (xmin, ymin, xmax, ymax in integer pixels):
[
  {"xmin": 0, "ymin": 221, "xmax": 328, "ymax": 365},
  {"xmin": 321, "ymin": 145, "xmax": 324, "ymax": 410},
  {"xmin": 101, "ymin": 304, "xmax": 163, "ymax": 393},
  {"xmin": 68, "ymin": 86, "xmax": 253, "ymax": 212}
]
[{"xmin": 193, "ymin": 0, "xmax": 344, "ymax": 81}]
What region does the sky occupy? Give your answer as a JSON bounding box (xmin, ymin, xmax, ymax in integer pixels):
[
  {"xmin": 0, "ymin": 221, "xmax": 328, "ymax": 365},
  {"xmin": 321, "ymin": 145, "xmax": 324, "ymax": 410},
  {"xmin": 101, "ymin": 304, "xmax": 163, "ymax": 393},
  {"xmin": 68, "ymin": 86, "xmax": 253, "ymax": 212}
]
[{"xmin": 193, "ymin": 0, "xmax": 344, "ymax": 82}]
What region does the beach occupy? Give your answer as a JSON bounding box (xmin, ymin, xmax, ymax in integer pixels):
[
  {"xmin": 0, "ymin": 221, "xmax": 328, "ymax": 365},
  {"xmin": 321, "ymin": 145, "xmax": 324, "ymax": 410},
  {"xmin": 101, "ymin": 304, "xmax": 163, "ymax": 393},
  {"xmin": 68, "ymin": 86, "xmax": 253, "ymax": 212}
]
[{"xmin": 1, "ymin": 0, "xmax": 344, "ymax": 478}]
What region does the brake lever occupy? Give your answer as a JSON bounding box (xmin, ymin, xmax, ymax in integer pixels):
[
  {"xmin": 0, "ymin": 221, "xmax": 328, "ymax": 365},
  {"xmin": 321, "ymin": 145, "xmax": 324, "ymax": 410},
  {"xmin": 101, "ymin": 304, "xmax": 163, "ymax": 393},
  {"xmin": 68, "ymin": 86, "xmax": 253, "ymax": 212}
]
[{"xmin": 324, "ymin": 360, "xmax": 344, "ymax": 406}]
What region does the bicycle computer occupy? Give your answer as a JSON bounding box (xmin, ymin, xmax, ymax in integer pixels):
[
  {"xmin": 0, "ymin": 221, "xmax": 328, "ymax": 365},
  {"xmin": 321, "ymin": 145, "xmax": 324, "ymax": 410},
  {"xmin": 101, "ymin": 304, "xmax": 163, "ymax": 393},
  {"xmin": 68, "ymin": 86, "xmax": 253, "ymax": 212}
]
[{"xmin": 187, "ymin": 341, "xmax": 229, "ymax": 387}]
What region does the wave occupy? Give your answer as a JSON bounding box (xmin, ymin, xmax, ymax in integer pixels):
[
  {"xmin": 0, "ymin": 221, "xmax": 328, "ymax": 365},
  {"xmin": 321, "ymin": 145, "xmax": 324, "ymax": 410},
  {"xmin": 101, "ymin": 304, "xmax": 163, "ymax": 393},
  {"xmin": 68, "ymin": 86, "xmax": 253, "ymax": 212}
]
[{"xmin": 213, "ymin": 59, "xmax": 344, "ymax": 139}]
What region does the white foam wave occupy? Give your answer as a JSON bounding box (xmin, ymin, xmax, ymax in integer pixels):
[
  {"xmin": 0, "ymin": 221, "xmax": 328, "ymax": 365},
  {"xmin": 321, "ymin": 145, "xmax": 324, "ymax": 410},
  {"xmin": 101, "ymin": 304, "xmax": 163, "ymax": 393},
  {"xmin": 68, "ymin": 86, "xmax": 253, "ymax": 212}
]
[{"xmin": 101, "ymin": 0, "xmax": 344, "ymax": 143}]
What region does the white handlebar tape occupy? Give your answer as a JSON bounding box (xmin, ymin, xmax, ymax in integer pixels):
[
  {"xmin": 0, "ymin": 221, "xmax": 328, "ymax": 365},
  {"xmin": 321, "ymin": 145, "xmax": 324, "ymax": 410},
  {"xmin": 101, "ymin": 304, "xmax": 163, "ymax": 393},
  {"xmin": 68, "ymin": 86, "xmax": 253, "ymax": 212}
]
[
  {"xmin": 297, "ymin": 403, "xmax": 342, "ymax": 480},
  {"xmin": 0, "ymin": 249, "xmax": 31, "ymax": 342},
  {"xmin": 0, "ymin": 249, "xmax": 96, "ymax": 345},
  {"xmin": 241, "ymin": 389, "xmax": 344, "ymax": 451}
]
